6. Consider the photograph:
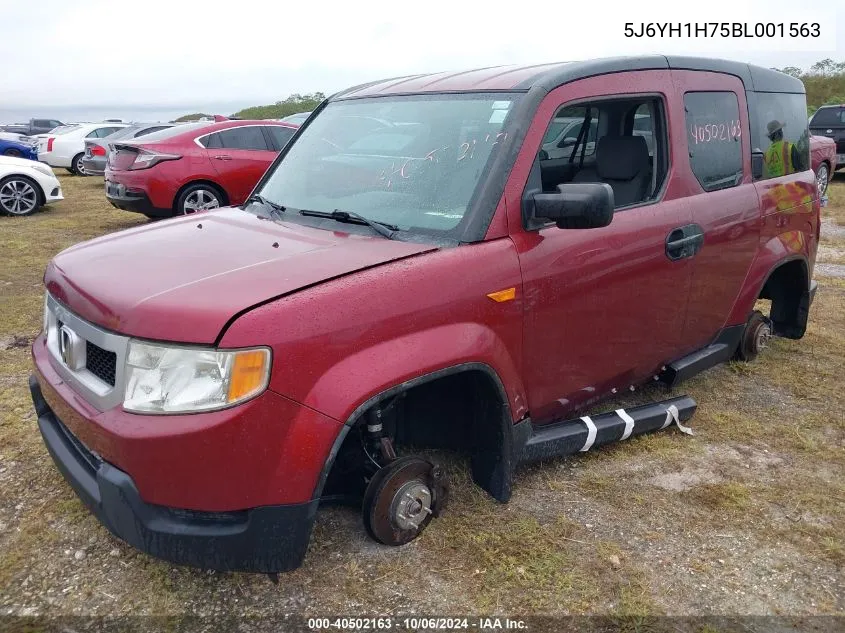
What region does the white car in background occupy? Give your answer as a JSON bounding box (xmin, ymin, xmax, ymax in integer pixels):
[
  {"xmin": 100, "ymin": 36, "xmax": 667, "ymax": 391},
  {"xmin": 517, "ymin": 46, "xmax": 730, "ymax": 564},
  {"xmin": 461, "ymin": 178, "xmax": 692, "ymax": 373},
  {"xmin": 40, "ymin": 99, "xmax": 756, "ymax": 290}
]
[
  {"xmin": 0, "ymin": 155, "xmax": 63, "ymax": 216},
  {"xmin": 37, "ymin": 122, "xmax": 128, "ymax": 175}
]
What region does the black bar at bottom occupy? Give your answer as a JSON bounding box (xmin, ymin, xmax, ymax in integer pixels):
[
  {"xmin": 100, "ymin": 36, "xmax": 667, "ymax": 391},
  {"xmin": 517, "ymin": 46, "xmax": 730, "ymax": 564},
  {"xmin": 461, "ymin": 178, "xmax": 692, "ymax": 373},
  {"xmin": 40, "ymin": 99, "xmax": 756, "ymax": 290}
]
[{"xmin": 519, "ymin": 395, "xmax": 697, "ymax": 463}]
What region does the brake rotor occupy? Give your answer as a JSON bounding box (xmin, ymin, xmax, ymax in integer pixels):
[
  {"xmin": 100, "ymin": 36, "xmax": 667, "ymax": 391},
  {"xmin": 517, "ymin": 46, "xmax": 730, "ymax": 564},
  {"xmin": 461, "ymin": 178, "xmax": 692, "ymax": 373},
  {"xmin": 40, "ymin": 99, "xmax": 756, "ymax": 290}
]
[{"xmin": 362, "ymin": 455, "xmax": 448, "ymax": 546}]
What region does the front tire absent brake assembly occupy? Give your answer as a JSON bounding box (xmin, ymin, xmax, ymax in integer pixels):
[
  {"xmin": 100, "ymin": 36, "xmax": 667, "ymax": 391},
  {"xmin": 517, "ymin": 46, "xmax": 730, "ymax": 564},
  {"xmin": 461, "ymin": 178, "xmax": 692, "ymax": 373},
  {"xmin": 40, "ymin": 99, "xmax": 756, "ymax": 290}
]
[
  {"xmin": 735, "ymin": 309, "xmax": 772, "ymax": 362},
  {"xmin": 362, "ymin": 456, "xmax": 448, "ymax": 546}
]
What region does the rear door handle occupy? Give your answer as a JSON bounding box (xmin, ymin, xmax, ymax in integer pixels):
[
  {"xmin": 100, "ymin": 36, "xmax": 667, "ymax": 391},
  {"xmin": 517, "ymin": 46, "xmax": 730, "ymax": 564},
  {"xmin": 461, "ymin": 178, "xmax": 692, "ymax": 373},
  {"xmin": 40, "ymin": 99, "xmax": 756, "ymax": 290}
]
[
  {"xmin": 213, "ymin": 155, "xmax": 232, "ymax": 161},
  {"xmin": 666, "ymin": 224, "xmax": 704, "ymax": 261}
]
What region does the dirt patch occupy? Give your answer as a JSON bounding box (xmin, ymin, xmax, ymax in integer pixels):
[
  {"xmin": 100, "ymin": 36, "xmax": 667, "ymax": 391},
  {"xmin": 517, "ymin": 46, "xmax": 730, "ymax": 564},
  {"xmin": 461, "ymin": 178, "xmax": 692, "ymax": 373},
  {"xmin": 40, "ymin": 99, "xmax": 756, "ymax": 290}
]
[
  {"xmin": 820, "ymin": 218, "xmax": 845, "ymax": 239},
  {"xmin": 2, "ymin": 335, "xmax": 34, "ymax": 350},
  {"xmin": 648, "ymin": 468, "xmax": 724, "ymax": 491},
  {"xmin": 814, "ymin": 263, "xmax": 845, "ymax": 278}
]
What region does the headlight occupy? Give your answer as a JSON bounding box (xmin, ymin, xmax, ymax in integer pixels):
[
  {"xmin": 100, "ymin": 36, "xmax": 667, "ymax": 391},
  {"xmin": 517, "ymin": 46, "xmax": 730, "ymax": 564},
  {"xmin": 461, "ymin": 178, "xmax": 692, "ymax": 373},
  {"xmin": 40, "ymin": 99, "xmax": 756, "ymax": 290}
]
[
  {"xmin": 123, "ymin": 341, "xmax": 271, "ymax": 414},
  {"xmin": 31, "ymin": 162, "xmax": 54, "ymax": 177}
]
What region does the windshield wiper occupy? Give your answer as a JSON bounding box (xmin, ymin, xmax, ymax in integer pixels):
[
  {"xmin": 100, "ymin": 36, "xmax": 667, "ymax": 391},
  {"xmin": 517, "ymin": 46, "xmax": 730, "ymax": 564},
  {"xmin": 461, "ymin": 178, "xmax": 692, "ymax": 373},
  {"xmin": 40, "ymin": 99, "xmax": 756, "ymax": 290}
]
[
  {"xmin": 245, "ymin": 194, "xmax": 286, "ymax": 221},
  {"xmin": 298, "ymin": 209, "xmax": 398, "ymax": 239}
]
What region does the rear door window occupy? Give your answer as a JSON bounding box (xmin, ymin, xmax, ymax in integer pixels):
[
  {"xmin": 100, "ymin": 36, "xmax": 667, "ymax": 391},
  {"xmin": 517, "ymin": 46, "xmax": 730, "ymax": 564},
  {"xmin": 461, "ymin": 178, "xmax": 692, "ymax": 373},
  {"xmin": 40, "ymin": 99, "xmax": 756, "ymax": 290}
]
[
  {"xmin": 684, "ymin": 91, "xmax": 743, "ymax": 191},
  {"xmin": 752, "ymin": 92, "xmax": 810, "ymax": 179},
  {"xmin": 217, "ymin": 126, "xmax": 270, "ymax": 151}
]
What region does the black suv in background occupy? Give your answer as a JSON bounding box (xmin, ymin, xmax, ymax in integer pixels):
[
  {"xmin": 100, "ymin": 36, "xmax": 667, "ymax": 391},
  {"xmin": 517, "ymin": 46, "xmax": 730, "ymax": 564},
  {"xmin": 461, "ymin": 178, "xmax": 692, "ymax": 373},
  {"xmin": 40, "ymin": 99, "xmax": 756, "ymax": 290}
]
[{"xmin": 810, "ymin": 104, "xmax": 845, "ymax": 171}]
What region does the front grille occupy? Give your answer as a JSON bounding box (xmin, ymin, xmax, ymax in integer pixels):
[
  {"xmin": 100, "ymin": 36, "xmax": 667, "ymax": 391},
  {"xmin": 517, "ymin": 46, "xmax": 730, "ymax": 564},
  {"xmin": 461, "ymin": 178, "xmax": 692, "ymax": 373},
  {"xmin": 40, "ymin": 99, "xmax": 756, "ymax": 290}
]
[{"xmin": 86, "ymin": 341, "xmax": 117, "ymax": 386}]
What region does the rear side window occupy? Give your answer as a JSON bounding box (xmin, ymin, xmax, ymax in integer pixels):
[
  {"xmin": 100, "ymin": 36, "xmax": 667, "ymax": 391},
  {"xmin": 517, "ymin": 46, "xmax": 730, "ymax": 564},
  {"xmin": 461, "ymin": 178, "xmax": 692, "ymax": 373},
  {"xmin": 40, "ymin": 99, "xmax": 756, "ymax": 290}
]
[
  {"xmin": 216, "ymin": 126, "xmax": 270, "ymax": 151},
  {"xmin": 266, "ymin": 125, "xmax": 295, "ymax": 150},
  {"xmin": 684, "ymin": 92, "xmax": 743, "ymax": 191},
  {"xmin": 135, "ymin": 125, "xmax": 171, "ymax": 137},
  {"xmin": 810, "ymin": 106, "xmax": 845, "ymax": 127},
  {"xmin": 753, "ymin": 92, "xmax": 810, "ymax": 179}
]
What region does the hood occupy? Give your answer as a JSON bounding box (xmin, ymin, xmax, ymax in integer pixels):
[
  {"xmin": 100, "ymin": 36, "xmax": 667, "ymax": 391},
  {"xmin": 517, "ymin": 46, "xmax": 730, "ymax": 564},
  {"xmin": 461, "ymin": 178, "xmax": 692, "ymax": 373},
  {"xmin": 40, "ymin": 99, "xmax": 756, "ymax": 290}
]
[
  {"xmin": 0, "ymin": 154, "xmax": 42, "ymax": 168},
  {"xmin": 46, "ymin": 208, "xmax": 436, "ymax": 343}
]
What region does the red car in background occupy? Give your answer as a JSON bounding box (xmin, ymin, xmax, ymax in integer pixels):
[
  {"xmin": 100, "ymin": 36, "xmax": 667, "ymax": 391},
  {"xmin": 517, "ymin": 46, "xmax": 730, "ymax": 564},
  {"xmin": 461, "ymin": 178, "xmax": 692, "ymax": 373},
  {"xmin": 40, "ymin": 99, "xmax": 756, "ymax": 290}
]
[
  {"xmin": 810, "ymin": 134, "xmax": 836, "ymax": 197},
  {"xmin": 104, "ymin": 120, "xmax": 298, "ymax": 217}
]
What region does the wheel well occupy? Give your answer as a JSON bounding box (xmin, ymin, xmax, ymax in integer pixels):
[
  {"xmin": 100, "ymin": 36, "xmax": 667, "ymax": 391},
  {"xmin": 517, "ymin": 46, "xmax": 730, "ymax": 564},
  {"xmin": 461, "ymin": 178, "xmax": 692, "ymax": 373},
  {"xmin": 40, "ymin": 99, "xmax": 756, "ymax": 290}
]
[
  {"xmin": 759, "ymin": 259, "xmax": 810, "ymax": 339},
  {"xmin": 172, "ymin": 180, "xmax": 228, "ymax": 211},
  {"xmin": 322, "ymin": 367, "xmax": 516, "ymax": 503}
]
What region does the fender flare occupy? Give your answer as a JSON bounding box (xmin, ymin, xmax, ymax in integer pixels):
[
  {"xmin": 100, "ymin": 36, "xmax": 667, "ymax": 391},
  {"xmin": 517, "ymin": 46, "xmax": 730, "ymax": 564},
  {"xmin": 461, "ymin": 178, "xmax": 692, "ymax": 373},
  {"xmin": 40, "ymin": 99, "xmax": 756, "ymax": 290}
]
[
  {"xmin": 726, "ymin": 245, "xmax": 810, "ymax": 328},
  {"xmin": 311, "ymin": 362, "xmax": 520, "ymax": 503}
]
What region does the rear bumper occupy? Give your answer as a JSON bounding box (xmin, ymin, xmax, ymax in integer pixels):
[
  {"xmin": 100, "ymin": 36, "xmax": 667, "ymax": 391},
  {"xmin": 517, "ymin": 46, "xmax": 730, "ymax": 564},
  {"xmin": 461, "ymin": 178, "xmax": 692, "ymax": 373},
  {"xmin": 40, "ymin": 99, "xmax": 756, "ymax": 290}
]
[
  {"xmin": 81, "ymin": 156, "xmax": 106, "ymax": 176},
  {"xmin": 30, "ymin": 374, "xmax": 318, "ymax": 572},
  {"xmin": 105, "ymin": 184, "xmax": 169, "ymax": 217},
  {"xmin": 38, "ymin": 152, "xmax": 70, "ymax": 168}
]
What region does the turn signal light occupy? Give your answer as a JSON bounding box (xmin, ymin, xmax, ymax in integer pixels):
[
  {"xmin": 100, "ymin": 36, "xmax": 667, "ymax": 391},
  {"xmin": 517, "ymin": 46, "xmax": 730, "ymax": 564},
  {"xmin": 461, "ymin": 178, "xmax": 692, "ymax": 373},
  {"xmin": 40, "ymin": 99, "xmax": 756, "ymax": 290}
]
[{"xmin": 227, "ymin": 350, "xmax": 271, "ymax": 403}]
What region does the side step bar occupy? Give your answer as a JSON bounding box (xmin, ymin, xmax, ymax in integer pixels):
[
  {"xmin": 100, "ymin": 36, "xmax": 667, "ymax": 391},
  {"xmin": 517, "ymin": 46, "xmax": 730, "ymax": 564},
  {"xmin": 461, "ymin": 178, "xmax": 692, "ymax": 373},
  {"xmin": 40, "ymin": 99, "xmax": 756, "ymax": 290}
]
[
  {"xmin": 518, "ymin": 395, "xmax": 697, "ymax": 464},
  {"xmin": 659, "ymin": 325, "xmax": 743, "ymax": 388}
]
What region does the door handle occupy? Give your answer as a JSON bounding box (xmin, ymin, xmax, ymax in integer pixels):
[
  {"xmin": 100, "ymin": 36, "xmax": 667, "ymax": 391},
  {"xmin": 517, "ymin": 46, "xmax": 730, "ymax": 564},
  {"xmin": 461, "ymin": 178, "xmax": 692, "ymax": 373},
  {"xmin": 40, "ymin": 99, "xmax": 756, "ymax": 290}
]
[
  {"xmin": 665, "ymin": 225, "xmax": 704, "ymax": 261},
  {"xmin": 213, "ymin": 155, "xmax": 232, "ymax": 161}
]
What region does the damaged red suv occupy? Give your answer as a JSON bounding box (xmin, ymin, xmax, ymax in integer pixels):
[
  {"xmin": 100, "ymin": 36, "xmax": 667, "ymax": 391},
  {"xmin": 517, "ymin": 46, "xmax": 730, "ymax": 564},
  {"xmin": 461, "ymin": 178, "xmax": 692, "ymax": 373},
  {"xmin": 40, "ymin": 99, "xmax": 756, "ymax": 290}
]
[
  {"xmin": 104, "ymin": 119, "xmax": 298, "ymax": 217},
  {"xmin": 31, "ymin": 56, "xmax": 818, "ymax": 573}
]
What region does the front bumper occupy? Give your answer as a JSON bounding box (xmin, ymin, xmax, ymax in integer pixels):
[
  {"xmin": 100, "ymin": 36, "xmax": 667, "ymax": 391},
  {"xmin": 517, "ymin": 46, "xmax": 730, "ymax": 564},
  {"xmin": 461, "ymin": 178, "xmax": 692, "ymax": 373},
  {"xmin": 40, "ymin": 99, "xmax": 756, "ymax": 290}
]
[{"xmin": 30, "ymin": 375, "xmax": 318, "ymax": 572}]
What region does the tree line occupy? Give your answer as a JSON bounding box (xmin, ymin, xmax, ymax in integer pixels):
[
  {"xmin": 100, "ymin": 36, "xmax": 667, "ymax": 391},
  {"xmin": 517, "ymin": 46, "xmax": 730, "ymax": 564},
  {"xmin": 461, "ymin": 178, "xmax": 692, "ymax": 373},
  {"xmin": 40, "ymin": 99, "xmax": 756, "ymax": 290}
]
[
  {"xmin": 176, "ymin": 59, "xmax": 845, "ymax": 122},
  {"xmin": 773, "ymin": 59, "xmax": 845, "ymax": 115}
]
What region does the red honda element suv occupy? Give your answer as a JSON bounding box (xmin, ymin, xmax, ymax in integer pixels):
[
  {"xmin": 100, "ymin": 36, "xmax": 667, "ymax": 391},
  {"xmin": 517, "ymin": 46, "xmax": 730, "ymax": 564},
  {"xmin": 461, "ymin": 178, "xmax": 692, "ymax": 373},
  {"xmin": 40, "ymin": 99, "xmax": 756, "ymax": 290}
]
[{"xmin": 31, "ymin": 56, "xmax": 818, "ymax": 572}]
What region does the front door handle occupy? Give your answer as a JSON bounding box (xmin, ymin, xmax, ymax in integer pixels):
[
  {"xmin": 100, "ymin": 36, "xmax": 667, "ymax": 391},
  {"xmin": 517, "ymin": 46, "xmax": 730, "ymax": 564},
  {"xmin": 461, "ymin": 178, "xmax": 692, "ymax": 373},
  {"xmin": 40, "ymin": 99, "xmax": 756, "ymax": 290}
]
[
  {"xmin": 213, "ymin": 155, "xmax": 232, "ymax": 161},
  {"xmin": 665, "ymin": 224, "xmax": 704, "ymax": 261}
]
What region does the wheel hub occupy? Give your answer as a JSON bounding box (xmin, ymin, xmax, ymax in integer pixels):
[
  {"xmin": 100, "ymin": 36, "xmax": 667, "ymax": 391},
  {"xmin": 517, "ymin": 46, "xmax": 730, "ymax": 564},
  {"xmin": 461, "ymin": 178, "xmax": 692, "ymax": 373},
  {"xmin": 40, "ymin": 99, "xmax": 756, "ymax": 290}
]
[
  {"xmin": 362, "ymin": 456, "xmax": 448, "ymax": 546},
  {"xmin": 754, "ymin": 321, "xmax": 771, "ymax": 352},
  {"xmin": 390, "ymin": 480, "xmax": 432, "ymax": 530}
]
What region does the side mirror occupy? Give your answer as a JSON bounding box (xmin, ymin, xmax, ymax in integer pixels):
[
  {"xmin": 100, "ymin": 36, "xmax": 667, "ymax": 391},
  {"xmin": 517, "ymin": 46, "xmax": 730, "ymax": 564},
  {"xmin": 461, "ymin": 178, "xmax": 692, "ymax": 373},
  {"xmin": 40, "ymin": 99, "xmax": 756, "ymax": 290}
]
[
  {"xmin": 532, "ymin": 183, "xmax": 615, "ymax": 229},
  {"xmin": 559, "ymin": 136, "xmax": 578, "ymax": 147}
]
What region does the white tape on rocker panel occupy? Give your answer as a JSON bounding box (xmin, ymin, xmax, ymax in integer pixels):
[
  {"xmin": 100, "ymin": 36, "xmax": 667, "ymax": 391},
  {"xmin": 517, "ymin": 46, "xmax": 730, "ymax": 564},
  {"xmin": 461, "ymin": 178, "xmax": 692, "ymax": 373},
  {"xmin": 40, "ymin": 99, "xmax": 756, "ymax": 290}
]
[
  {"xmin": 580, "ymin": 416, "xmax": 597, "ymax": 451},
  {"xmin": 615, "ymin": 408, "xmax": 635, "ymax": 440},
  {"xmin": 660, "ymin": 404, "xmax": 694, "ymax": 436}
]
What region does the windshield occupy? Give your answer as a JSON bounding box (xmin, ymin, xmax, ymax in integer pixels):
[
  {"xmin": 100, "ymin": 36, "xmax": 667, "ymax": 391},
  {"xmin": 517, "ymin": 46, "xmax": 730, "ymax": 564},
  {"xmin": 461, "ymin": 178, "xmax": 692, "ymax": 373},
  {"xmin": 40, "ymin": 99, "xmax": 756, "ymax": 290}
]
[{"xmin": 257, "ymin": 93, "xmax": 520, "ymax": 237}]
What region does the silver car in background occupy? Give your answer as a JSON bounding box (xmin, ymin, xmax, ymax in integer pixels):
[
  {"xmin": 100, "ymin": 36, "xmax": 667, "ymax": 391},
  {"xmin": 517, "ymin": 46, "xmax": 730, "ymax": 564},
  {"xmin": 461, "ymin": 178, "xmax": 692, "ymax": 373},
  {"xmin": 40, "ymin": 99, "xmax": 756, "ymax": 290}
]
[{"xmin": 81, "ymin": 123, "xmax": 175, "ymax": 176}]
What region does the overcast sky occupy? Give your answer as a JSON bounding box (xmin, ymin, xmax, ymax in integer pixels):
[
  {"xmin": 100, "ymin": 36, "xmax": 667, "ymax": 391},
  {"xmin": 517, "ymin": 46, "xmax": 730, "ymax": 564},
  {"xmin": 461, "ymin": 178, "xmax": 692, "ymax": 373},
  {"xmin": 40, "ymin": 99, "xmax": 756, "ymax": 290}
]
[{"xmin": 0, "ymin": 0, "xmax": 841, "ymax": 118}]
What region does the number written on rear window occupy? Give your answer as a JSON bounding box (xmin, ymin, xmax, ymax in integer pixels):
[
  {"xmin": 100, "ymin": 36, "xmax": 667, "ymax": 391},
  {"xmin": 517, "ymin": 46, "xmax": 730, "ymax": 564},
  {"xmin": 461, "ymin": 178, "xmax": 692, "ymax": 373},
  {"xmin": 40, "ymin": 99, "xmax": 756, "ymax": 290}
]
[{"xmin": 684, "ymin": 92, "xmax": 743, "ymax": 191}]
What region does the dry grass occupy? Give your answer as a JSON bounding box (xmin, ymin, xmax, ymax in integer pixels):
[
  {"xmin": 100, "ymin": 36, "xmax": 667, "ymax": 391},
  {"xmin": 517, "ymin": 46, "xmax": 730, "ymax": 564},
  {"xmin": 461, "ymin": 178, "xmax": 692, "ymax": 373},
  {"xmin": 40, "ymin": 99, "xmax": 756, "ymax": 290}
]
[{"xmin": 0, "ymin": 174, "xmax": 843, "ymax": 618}]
